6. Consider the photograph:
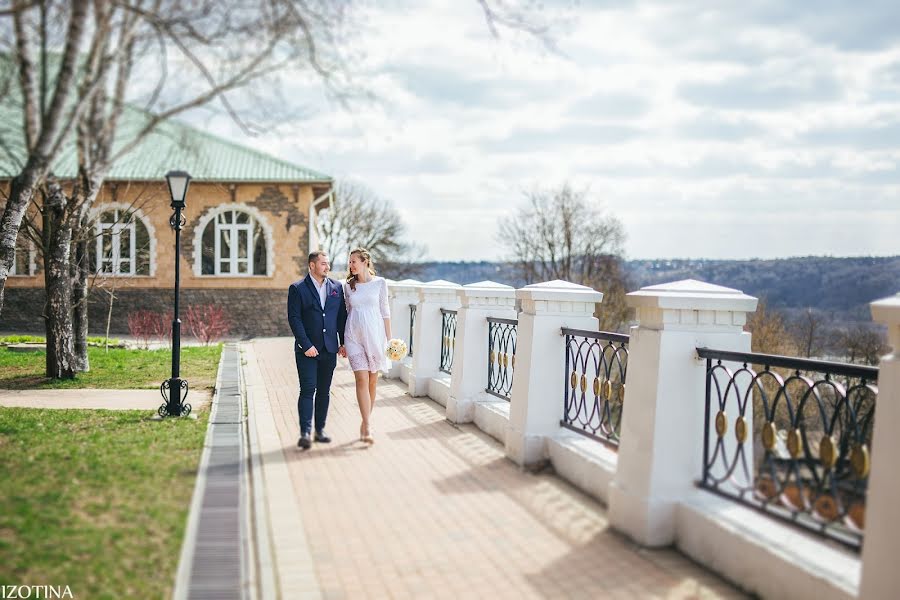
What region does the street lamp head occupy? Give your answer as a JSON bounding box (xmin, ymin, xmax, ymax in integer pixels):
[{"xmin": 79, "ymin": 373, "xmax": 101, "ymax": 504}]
[{"xmin": 165, "ymin": 170, "xmax": 192, "ymax": 209}]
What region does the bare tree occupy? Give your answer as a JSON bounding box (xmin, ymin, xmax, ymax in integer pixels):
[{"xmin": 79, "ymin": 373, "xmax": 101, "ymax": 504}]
[
  {"xmin": 745, "ymin": 297, "xmax": 796, "ymax": 355},
  {"xmin": 790, "ymin": 307, "xmax": 827, "ymax": 358},
  {"xmin": 317, "ymin": 179, "xmax": 425, "ymax": 280},
  {"xmin": 841, "ymin": 324, "xmax": 889, "ymax": 366},
  {"xmin": 498, "ymin": 183, "xmax": 628, "ymax": 330},
  {"xmin": 2, "ymin": 0, "xmax": 355, "ymax": 376},
  {"xmin": 1, "ymin": 0, "xmax": 554, "ymax": 378},
  {"xmin": 0, "ymin": 0, "xmax": 91, "ymax": 316}
]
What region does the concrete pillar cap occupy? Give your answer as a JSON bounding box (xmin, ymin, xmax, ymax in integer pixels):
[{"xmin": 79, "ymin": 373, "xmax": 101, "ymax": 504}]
[
  {"xmin": 422, "ymin": 279, "xmax": 462, "ymax": 288},
  {"xmin": 627, "ymin": 278, "xmax": 757, "ymax": 312},
  {"xmin": 871, "ymin": 292, "xmax": 900, "ymax": 348},
  {"xmin": 419, "ymin": 280, "xmax": 462, "ymax": 302},
  {"xmin": 515, "ymin": 279, "xmax": 603, "ymax": 303},
  {"xmin": 459, "ymin": 280, "xmax": 516, "ymax": 299}
]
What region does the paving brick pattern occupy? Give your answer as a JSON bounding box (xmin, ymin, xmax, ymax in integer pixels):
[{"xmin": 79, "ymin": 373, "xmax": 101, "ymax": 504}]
[{"xmin": 253, "ymin": 337, "xmax": 747, "ymax": 600}]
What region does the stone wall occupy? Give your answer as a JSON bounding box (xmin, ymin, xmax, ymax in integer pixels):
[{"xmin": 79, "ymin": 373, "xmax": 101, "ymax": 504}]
[
  {"xmin": 0, "ymin": 288, "xmax": 46, "ymax": 332},
  {"xmin": 1, "ymin": 287, "xmax": 292, "ymax": 337}
]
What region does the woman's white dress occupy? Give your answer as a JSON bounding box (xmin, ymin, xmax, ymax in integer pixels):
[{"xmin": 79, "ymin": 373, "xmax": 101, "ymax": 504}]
[{"xmin": 343, "ymin": 276, "xmax": 391, "ymax": 373}]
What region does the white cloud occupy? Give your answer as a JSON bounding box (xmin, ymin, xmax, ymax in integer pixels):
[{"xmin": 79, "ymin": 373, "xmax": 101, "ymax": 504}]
[{"xmin": 193, "ymin": 0, "xmax": 900, "ymax": 260}]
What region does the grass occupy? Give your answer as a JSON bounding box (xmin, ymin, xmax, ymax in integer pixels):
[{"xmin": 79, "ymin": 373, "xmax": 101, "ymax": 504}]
[
  {"xmin": 0, "ymin": 335, "xmax": 123, "ymax": 346},
  {"xmin": 0, "ymin": 407, "xmax": 209, "ymax": 598},
  {"xmin": 0, "ymin": 345, "xmax": 223, "ymax": 390}
]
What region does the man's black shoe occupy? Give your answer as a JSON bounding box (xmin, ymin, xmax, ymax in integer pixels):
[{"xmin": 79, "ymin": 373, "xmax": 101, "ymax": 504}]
[
  {"xmin": 297, "ymin": 433, "xmax": 312, "ymax": 449},
  {"xmin": 314, "ymin": 430, "xmax": 332, "ymax": 443}
]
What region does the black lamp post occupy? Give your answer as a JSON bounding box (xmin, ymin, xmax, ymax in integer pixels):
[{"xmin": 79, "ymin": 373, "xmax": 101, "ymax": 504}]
[{"xmin": 159, "ymin": 170, "xmax": 193, "ymax": 418}]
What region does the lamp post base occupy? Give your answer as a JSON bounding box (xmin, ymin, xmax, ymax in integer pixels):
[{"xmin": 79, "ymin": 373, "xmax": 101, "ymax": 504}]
[{"xmin": 159, "ymin": 377, "xmax": 192, "ymax": 417}]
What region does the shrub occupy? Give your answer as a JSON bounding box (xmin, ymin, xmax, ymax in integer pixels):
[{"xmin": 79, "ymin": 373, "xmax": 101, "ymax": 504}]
[
  {"xmin": 151, "ymin": 311, "xmax": 173, "ymax": 345},
  {"xmin": 127, "ymin": 311, "xmax": 163, "ymax": 349},
  {"xmin": 185, "ymin": 304, "xmax": 230, "ymax": 345}
]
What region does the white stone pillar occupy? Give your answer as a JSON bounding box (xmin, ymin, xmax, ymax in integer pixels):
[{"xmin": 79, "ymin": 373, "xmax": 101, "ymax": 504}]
[
  {"xmin": 505, "ymin": 280, "xmax": 604, "ymax": 467},
  {"xmin": 446, "ymin": 281, "xmax": 517, "ymax": 423},
  {"xmin": 408, "ymin": 280, "xmax": 462, "ymax": 397},
  {"xmin": 384, "ymin": 279, "xmax": 422, "ymax": 380},
  {"xmin": 860, "ymin": 292, "xmax": 900, "ymax": 599},
  {"xmin": 608, "ymin": 279, "xmax": 757, "ymax": 547}
]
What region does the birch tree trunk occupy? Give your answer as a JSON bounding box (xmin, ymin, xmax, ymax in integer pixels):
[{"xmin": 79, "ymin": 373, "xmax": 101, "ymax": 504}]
[
  {"xmin": 72, "ymin": 236, "xmax": 90, "ymax": 371},
  {"xmin": 42, "ymin": 186, "xmax": 75, "ymax": 379},
  {"xmin": 0, "ymin": 167, "xmax": 43, "ymax": 315},
  {"xmin": 0, "ymin": 0, "xmax": 91, "ymax": 317},
  {"xmin": 70, "ymin": 175, "xmax": 104, "ymax": 372}
]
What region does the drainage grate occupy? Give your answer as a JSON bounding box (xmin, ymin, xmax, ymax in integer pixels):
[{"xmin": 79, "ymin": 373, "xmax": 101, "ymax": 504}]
[{"xmin": 186, "ymin": 344, "xmax": 245, "ymax": 600}]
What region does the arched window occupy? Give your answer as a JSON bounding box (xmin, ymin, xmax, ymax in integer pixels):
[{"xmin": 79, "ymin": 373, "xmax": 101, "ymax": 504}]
[
  {"xmin": 91, "ymin": 208, "xmax": 152, "ymax": 276},
  {"xmin": 199, "ymin": 208, "xmax": 269, "ymax": 276},
  {"xmin": 10, "ymin": 230, "xmax": 35, "ymax": 276}
]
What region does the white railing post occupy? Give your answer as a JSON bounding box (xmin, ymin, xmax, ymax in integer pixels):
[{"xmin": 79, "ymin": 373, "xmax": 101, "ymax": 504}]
[
  {"xmin": 446, "ymin": 281, "xmax": 517, "ymax": 423},
  {"xmin": 408, "ymin": 280, "xmax": 461, "ymax": 398},
  {"xmin": 505, "ymin": 280, "xmax": 604, "ymax": 467},
  {"xmin": 608, "ymin": 279, "xmax": 757, "ymax": 546},
  {"xmin": 860, "ymin": 292, "xmax": 900, "ymax": 599},
  {"xmin": 385, "ymin": 279, "xmax": 422, "ymax": 381}
]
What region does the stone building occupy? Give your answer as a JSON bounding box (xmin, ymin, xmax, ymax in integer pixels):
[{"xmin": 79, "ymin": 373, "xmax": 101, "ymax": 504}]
[{"xmin": 1, "ymin": 117, "xmax": 333, "ymax": 336}]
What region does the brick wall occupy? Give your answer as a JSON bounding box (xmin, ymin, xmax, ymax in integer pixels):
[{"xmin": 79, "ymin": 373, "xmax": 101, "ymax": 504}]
[
  {"xmin": 1, "ymin": 287, "xmax": 292, "ymax": 337},
  {"xmin": 0, "ymin": 288, "xmax": 45, "ymax": 332}
]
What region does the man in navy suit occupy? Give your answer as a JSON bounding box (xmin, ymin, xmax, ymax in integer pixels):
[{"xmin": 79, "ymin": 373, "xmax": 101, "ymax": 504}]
[{"xmin": 287, "ymin": 251, "xmax": 347, "ymax": 449}]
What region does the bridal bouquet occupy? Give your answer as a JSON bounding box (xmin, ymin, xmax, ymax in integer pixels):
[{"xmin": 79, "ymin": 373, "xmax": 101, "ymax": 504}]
[{"xmin": 385, "ymin": 338, "xmax": 408, "ymax": 361}]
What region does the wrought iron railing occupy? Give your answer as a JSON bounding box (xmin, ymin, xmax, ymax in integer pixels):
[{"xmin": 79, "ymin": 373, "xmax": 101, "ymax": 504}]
[
  {"xmin": 407, "ymin": 304, "xmax": 417, "ymax": 357},
  {"xmin": 486, "ymin": 317, "xmax": 517, "ymax": 400},
  {"xmin": 696, "ymin": 348, "xmax": 878, "ymax": 550},
  {"xmin": 439, "ymin": 309, "xmax": 458, "ymax": 374},
  {"xmin": 561, "ymin": 328, "xmax": 629, "ymax": 447}
]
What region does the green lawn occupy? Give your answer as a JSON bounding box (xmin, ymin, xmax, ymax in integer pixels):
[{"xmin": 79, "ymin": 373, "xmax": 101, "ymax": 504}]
[
  {"xmin": 0, "ymin": 345, "xmax": 223, "ymax": 390},
  {"xmin": 0, "ymin": 407, "xmax": 209, "ymax": 598},
  {"xmin": 0, "ymin": 335, "xmax": 123, "ymax": 346}
]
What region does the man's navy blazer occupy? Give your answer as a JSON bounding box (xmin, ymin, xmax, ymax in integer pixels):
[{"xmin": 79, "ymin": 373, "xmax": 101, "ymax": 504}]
[{"xmin": 287, "ymin": 274, "xmax": 347, "ymax": 356}]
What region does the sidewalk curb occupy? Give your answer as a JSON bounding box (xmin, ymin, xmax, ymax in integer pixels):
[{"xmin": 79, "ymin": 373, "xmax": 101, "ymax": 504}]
[
  {"xmin": 242, "ymin": 341, "xmax": 322, "ymax": 600},
  {"xmin": 240, "ymin": 344, "xmax": 277, "ymax": 600}
]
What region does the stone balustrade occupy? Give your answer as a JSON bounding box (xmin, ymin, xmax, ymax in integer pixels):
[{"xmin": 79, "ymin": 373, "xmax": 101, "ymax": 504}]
[{"xmin": 384, "ymin": 277, "xmax": 899, "ymax": 600}]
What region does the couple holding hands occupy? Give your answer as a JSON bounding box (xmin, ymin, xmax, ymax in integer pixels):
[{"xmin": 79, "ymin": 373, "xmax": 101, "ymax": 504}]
[{"xmin": 287, "ymin": 248, "xmax": 405, "ymax": 449}]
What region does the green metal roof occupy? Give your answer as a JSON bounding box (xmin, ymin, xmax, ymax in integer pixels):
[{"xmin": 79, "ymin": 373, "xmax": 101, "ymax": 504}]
[{"xmin": 0, "ymin": 101, "xmax": 332, "ymax": 184}]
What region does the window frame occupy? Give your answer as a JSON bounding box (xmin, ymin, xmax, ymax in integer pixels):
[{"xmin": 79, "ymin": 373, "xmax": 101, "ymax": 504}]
[
  {"xmin": 97, "ymin": 209, "xmax": 137, "ymax": 275},
  {"xmin": 89, "ymin": 204, "xmax": 155, "ymax": 277},
  {"xmin": 9, "ymin": 236, "xmax": 36, "ymax": 276},
  {"xmin": 194, "ymin": 203, "xmax": 273, "ymax": 278}
]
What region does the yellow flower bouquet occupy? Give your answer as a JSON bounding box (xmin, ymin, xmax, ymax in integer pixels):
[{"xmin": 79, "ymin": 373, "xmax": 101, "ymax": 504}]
[{"xmin": 385, "ymin": 338, "xmax": 408, "ymax": 361}]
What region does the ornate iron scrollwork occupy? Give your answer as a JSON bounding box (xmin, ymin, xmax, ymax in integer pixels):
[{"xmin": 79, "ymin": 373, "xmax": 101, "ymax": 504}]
[{"xmin": 159, "ymin": 378, "xmax": 192, "ymax": 417}]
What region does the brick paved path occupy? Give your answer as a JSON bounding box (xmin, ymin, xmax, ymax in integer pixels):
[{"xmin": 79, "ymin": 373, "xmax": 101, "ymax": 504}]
[{"xmin": 252, "ymin": 337, "xmax": 746, "ymax": 599}]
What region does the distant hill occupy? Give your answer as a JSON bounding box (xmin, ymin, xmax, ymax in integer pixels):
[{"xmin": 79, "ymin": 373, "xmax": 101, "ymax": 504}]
[{"xmin": 409, "ymin": 256, "xmax": 900, "ymax": 322}]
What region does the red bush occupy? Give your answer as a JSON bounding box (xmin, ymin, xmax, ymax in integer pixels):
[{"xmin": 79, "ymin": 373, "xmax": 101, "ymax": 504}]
[
  {"xmin": 127, "ymin": 310, "xmax": 161, "ymax": 349},
  {"xmin": 152, "ymin": 311, "xmax": 173, "ymax": 345},
  {"xmin": 185, "ymin": 304, "xmax": 231, "ymax": 345}
]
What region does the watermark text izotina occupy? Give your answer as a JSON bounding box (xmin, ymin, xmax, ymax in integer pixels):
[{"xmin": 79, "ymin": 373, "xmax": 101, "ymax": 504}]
[{"xmin": 1, "ymin": 586, "xmax": 74, "ymax": 599}]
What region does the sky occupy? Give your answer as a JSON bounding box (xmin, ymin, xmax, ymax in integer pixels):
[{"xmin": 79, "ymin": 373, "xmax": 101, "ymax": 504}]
[{"xmin": 191, "ymin": 0, "xmax": 900, "ymax": 262}]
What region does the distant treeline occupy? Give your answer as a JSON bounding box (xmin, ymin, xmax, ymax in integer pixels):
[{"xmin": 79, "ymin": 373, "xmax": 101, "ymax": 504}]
[{"xmin": 408, "ymin": 256, "xmax": 900, "ymax": 322}]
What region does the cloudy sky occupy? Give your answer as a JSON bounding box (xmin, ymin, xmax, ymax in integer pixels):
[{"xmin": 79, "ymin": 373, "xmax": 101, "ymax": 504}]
[{"xmin": 198, "ymin": 0, "xmax": 900, "ymax": 262}]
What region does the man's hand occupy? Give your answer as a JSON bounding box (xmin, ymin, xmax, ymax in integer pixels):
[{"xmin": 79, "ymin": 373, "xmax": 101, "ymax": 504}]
[
  {"xmin": 304, "ymin": 346, "xmax": 319, "ymax": 358},
  {"xmin": 338, "ymin": 345, "xmax": 347, "ymax": 358}
]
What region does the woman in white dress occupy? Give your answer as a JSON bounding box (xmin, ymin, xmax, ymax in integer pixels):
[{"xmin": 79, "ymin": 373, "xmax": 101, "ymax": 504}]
[{"xmin": 341, "ymin": 248, "xmax": 391, "ymax": 444}]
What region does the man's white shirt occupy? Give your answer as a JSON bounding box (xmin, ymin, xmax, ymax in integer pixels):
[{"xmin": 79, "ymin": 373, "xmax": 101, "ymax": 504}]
[{"xmin": 311, "ymin": 276, "xmax": 327, "ymax": 309}]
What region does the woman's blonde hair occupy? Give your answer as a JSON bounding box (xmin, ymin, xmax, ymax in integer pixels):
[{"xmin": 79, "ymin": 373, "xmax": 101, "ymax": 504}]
[{"xmin": 347, "ymin": 247, "xmax": 376, "ymax": 291}]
